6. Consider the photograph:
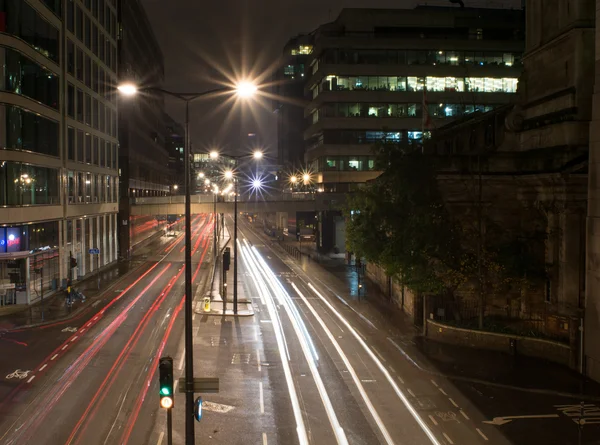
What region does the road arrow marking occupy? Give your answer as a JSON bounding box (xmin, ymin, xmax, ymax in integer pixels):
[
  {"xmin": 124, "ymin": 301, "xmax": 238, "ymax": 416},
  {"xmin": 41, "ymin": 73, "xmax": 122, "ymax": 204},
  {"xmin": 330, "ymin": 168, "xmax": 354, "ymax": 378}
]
[
  {"xmin": 483, "ymin": 414, "xmax": 559, "ymax": 425},
  {"xmin": 202, "ymin": 401, "xmax": 234, "ymax": 413}
]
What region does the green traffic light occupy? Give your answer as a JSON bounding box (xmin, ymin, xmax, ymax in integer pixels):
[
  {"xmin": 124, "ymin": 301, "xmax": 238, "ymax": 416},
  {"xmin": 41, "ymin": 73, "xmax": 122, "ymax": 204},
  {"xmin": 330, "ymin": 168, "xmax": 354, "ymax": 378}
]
[{"xmin": 161, "ymin": 387, "xmax": 171, "ymax": 395}]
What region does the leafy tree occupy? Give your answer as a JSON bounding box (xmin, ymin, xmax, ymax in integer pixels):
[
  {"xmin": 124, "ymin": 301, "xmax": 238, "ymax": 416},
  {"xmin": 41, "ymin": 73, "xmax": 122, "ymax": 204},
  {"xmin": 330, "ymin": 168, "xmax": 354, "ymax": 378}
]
[{"xmin": 345, "ymin": 142, "xmax": 472, "ymax": 294}]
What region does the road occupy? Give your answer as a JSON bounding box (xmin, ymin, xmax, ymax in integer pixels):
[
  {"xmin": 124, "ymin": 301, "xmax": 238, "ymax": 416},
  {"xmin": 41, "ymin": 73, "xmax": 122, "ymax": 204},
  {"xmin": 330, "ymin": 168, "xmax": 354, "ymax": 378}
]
[
  {"xmin": 0, "ymin": 215, "xmax": 213, "ymax": 445},
  {"xmin": 1, "ymin": 212, "xmax": 599, "ymax": 445}
]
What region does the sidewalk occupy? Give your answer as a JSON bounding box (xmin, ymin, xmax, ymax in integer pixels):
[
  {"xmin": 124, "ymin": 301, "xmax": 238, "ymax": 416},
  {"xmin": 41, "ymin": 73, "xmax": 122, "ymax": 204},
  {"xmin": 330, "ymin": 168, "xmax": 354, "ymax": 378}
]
[
  {"xmin": 252, "ymin": 221, "xmax": 600, "ymax": 401},
  {"xmin": 0, "ymin": 235, "xmax": 171, "ymax": 331},
  {"xmin": 195, "ymin": 221, "xmax": 254, "ymax": 316}
]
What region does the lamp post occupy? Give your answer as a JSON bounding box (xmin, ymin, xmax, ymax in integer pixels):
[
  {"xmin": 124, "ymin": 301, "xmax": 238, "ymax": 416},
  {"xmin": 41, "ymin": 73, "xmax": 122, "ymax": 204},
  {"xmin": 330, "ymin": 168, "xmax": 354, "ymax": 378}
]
[
  {"xmin": 118, "ymin": 81, "xmax": 257, "ymax": 445},
  {"xmin": 218, "ymin": 150, "xmax": 263, "ymax": 314}
]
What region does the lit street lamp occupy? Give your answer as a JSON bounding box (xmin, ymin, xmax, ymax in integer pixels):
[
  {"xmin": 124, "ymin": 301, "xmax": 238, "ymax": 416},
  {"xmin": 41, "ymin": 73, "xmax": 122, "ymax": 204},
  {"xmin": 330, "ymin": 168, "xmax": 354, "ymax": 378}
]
[
  {"xmin": 118, "ymin": 80, "xmax": 257, "ymax": 445},
  {"xmin": 209, "ymin": 150, "xmax": 263, "ymax": 314}
]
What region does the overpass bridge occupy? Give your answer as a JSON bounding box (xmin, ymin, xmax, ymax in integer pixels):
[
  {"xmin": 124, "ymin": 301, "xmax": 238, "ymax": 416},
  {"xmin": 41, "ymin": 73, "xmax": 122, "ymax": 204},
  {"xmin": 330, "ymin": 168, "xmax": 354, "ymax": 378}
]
[{"xmin": 130, "ymin": 192, "xmax": 347, "ymax": 216}]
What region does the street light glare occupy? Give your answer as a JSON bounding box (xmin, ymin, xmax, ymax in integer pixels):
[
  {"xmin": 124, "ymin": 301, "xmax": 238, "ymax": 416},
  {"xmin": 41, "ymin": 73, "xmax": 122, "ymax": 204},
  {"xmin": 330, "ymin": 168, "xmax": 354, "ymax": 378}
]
[
  {"xmin": 117, "ymin": 83, "xmax": 138, "ymax": 96},
  {"xmin": 204, "ymin": 179, "xmax": 210, "ymax": 185},
  {"xmin": 290, "ymin": 176, "xmax": 298, "ymax": 183},
  {"xmin": 198, "ymin": 172, "xmax": 205, "ymax": 178},
  {"xmin": 252, "ymin": 179, "xmax": 263, "ymax": 189},
  {"xmin": 224, "ymin": 170, "xmax": 234, "ymax": 179},
  {"xmin": 253, "ymin": 150, "xmax": 263, "ymax": 160},
  {"xmin": 236, "ymin": 82, "xmax": 258, "ymax": 98},
  {"xmin": 303, "ymin": 173, "xmax": 310, "ymax": 182},
  {"xmin": 173, "ymin": 184, "xmax": 179, "ymax": 190},
  {"xmin": 209, "ymin": 151, "xmax": 219, "ymax": 160}
]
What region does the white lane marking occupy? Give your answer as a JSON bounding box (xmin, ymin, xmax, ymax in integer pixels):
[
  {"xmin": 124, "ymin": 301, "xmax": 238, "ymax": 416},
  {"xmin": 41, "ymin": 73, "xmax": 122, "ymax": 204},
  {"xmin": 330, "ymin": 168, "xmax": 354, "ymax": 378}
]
[
  {"xmin": 192, "ymin": 313, "xmax": 196, "ymax": 321},
  {"xmin": 86, "ymin": 322, "xmax": 91, "ymax": 327},
  {"xmin": 62, "ymin": 345, "xmax": 68, "ymax": 351},
  {"xmin": 307, "ymin": 282, "xmax": 442, "ymax": 445},
  {"xmin": 449, "ymin": 398, "xmax": 459, "ymax": 408},
  {"xmin": 39, "ymin": 364, "xmax": 47, "ymax": 371},
  {"xmin": 239, "ymin": 243, "xmax": 309, "ymax": 445},
  {"xmin": 262, "ymin": 432, "xmax": 267, "ymax": 445},
  {"xmin": 27, "ymin": 375, "xmax": 35, "ymax": 383},
  {"xmin": 178, "ymin": 350, "xmax": 185, "ymax": 371},
  {"xmin": 260, "ymin": 319, "xmax": 272, "ymax": 323},
  {"xmin": 431, "ymin": 379, "xmax": 438, "ymax": 387},
  {"xmin": 373, "ymin": 348, "xmax": 386, "ymax": 362},
  {"xmin": 259, "ymin": 381, "xmax": 264, "ymax": 414},
  {"xmin": 247, "ymin": 244, "xmax": 348, "ymax": 445},
  {"xmin": 460, "ymin": 410, "xmax": 469, "ymax": 420},
  {"xmin": 438, "ymin": 388, "xmax": 448, "ymax": 396},
  {"xmin": 71, "ymin": 335, "xmax": 78, "ymax": 341},
  {"xmin": 476, "ymin": 428, "xmax": 489, "ymax": 441},
  {"xmin": 257, "ymin": 349, "xmax": 261, "ymax": 372},
  {"xmin": 51, "ymin": 354, "xmax": 58, "ymax": 360},
  {"xmin": 255, "ymin": 326, "xmax": 259, "ymax": 341},
  {"xmin": 397, "ymin": 375, "xmax": 405, "ymax": 384},
  {"xmin": 428, "ymin": 415, "xmax": 438, "ymax": 426},
  {"xmin": 93, "ymin": 317, "xmax": 98, "ymax": 321},
  {"xmin": 174, "ymin": 379, "xmax": 179, "ymax": 393},
  {"xmin": 291, "ymin": 282, "xmax": 395, "ymax": 445},
  {"xmin": 442, "ymin": 432, "xmax": 454, "ymax": 444},
  {"xmin": 80, "ymin": 328, "xmax": 86, "ymax": 333},
  {"xmin": 407, "ymin": 388, "xmax": 416, "ymax": 398},
  {"xmin": 157, "ymin": 431, "xmax": 164, "ymax": 445}
]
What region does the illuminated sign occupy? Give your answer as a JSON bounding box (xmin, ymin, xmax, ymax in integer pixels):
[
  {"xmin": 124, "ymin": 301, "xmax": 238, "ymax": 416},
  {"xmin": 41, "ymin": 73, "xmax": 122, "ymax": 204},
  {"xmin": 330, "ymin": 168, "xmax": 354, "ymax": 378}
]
[{"xmin": 6, "ymin": 228, "xmax": 21, "ymax": 253}]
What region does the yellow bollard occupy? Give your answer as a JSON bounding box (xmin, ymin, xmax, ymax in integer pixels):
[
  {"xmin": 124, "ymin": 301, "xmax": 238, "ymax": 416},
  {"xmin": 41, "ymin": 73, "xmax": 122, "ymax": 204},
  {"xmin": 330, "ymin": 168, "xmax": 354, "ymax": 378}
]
[{"xmin": 204, "ymin": 296, "xmax": 211, "ymax": 312}]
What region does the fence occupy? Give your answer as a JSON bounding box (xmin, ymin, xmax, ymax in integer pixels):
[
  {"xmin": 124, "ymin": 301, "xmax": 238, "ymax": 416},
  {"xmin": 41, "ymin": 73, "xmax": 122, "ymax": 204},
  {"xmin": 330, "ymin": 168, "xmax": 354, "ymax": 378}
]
[{"xmin": 425, "ymin": 294, "xmax": 573, "ymax": 343}]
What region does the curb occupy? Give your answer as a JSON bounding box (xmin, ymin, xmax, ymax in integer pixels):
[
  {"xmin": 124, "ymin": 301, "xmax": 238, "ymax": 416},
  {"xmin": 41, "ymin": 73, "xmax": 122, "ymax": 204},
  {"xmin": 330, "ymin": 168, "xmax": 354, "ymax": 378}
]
[{"xmin": 4, "ymin": 258, "xmax": 150, "ymax": 331}]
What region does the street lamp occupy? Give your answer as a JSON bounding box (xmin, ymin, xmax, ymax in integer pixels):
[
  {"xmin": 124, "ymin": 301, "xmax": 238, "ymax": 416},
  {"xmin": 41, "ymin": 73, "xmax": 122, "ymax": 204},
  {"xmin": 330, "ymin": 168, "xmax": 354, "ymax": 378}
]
[
  {"xmin": 208, "ymin": 150, "xmax": 263, "ymax": 314},
  {"xmin": 198, "ymin": 172, "xmax": 205, "ymax": 178},
  {"xmin": 290, "ymin": 175, "xmax": 298, "ymax": 184},
  {"xmin": 118, "ymin": 80, "xmax": 257, "ymax": 445},
  {"xmin": 204, "ymin": 178, "xmax": 211, "ymax": 185}
]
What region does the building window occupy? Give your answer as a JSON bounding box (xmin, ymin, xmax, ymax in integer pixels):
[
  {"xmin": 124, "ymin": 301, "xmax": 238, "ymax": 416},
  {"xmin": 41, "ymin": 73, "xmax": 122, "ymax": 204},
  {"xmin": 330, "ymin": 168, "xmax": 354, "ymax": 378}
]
[
  {"xmin": 0, "ymin": 0, "xmax": 59, "ymax": 62},
  {"xmin": 3, "ymin": 48, "xmax": 59, "ymax": 109},
  {"xmin": 85, "ymin": 132, "xmax": 92, "ymax": 163},
  {"xmin": 0, "ymin": 162, "xmax": 59, "ymax": 206},
  {"xmin": 67, "ymin": 39, "xmax": 75, "ymax": 75},
  {"xmin": 68, "ymin": 127, "xmax": 75, "ymax": 160},
  {"xmin": 3, "ymin": 104, "xmax": 59, "ymax": 157},
  {"xmin": 67, "ymin": 84, "xmax": 75, "ymax": 118},
  {"xmin": 76, "ymin": 129, "xmax": 84, "ymax": 162},
  {"xmin": 76, "ymin": 88, "xmax": 84, "ymax": 122}
]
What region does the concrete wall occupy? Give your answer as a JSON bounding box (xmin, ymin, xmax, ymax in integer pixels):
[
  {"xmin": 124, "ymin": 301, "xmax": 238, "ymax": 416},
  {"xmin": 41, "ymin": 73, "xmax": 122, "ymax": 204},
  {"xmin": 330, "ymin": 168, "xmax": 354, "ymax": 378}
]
[
  {"xmin": 426, "ymin": 319, "xmax": 572, "ymax": 367},
  {"xmin": 366, "ymin": 262, "xmax": 417, "ymax": 317}
]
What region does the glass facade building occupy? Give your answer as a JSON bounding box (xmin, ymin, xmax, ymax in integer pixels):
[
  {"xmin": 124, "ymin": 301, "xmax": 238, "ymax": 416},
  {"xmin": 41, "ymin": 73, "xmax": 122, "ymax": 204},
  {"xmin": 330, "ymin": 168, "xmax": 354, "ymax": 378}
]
[
  {"xmin": 0, "ymin": 0, "xmax": 119, "ymax": 304},
  {"xmin": 300, "ymin": 6, "xmax": 525, "ymax": 192}
]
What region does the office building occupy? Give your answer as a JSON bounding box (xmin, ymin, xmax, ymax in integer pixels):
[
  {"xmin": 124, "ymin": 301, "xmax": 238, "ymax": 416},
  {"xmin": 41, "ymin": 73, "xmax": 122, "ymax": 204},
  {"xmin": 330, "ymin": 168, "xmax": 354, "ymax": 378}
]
[
  {"xmin": 303, "ymin": 6, "xmax": 525, "ymax": 192},
  {"xmin": 117, "ymin": 0, "xmax": 173, "ymax": 255},
  {"xmin": 275, "ymin": 35, "xmax": 313, "ymax": 168},
  {"xmin": 0, "ymin": 0, "xmax": 120, "ymax": 304},
  {"xmin": 164, "ymin": 113, "xmax": 185, "ymax": 186}
]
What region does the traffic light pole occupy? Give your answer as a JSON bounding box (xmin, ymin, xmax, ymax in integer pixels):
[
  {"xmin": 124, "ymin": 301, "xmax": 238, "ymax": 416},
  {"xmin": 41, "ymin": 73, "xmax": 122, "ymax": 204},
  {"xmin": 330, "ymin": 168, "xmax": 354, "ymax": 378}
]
[
  {"xmin": 167, "ymin": 409, "xmax": 173, "ymax": 445},
  {"xmin": 233, "ymin": 180, "xmax": 238, "ymax": 315}
]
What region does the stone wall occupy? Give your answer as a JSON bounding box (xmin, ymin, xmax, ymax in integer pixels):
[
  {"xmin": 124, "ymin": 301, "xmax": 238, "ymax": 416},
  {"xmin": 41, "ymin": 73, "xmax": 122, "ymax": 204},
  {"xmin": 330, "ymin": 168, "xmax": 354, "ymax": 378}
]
[
  {"xmin": 425, "ymin": 319, "xmax": 572, "ymax": 367},
  {"xmin": 366, "ymin": 263, "xmax": 417, "ymax": 317}
]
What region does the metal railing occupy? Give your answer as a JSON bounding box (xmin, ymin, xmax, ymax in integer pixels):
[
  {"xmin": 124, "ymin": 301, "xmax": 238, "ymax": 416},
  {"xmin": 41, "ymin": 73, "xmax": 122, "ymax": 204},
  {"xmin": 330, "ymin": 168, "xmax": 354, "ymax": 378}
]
[{"xmin": 131, "ymin": 192, "xmax": 338, "ymax": 205}]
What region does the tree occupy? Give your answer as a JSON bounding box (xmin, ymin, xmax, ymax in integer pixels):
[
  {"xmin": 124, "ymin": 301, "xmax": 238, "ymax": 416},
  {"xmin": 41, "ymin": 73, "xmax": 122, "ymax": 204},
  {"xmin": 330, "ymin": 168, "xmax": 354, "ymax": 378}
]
[{"xmin": 345, "ymin": 142, "xmax": 472, "ymax": 295}]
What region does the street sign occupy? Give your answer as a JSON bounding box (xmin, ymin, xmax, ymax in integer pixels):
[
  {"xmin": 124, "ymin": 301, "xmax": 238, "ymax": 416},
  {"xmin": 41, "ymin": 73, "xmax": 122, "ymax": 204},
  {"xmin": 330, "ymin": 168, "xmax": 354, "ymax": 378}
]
[
  {"xmin": 177, "ymin": 377, "xmax": 219, "ymax": 393},
  {"xmin": 88, "ymin": 248, "xmax": 100, "ymax": 255}
]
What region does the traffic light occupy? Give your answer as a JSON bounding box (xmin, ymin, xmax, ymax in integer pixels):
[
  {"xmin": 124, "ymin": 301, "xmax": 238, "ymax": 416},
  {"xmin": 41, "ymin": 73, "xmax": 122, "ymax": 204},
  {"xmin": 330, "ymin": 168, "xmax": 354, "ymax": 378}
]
[
  {"xmin": 223, "ymin": 247, "xmax": 230, "ymax": 271},
  {"xmin": 158, "ymin": 357, "xmax": 174, "ymax": 409}
]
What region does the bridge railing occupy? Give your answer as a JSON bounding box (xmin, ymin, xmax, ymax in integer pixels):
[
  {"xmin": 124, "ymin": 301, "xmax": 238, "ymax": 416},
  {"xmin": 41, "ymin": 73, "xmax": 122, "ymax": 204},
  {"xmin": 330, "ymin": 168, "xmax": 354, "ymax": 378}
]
[{"xmin": 132, "ymin": 192, "xmax": 322, "ymax": 205}]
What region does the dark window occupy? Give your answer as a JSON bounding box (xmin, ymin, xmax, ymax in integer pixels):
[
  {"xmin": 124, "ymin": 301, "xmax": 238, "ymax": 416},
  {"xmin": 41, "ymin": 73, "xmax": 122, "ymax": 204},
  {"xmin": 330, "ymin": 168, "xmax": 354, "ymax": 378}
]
[
  {"xmin": 99, "ymin": 139, "xmax": 105, "ymax": 167},
  {"xmin": 76, "ymin": 48, "xmax": 84, "ymax": 81},
  {"xmin": 67, "ymin": 83, "xmax": 75, "ymax": 117},
  {"xmin": 76, "ymin": 129, "xmax": 84, "ymax": 162},
  {"xmin": 92, "ymin": 23, "xmax": 98, "ymax": 56},
  {"xmin": 68, "ymin": 127, "xmax": 75, "ymax": 160},
  {"xmin": 99, "ymin": 102, "xmax": 105, "ymax": 132},
  {"xmin": 0, "ymin": 0, "xmax": 59, "ymax": 62},
  {"xmin": 92, "ymin": 61, "xmax": 98, "ymax": 92},
  {"xmin": 93, "ymin": 136, "xmax": 99, "ymax": 165},
  {"xmin": 99, "ymin": 33, "xmax": 105, "ymax": 62},
  {"xmin": 75, "ymin": 5, "xmax": 83, "ymax": 41},
  {"xmin": 111, "ymin": 143, "xmax": 117, "ymax": 169},
  {"xmin": 41, "ymin": 0, "xmax": 61, "ymax": 16},
  {"xmin": 67, "ymin": 39, "xmax": 75, "ymax": 75},
  {"xmin": 84, "ymin": 54, "xmax": 91, "ymax": 87},
  {"xmin": 92, "ymin": 98, "xmax": 98, "ymax": 129},
  {"xmin": 4, "ymin": 48, "xmax": 59, "ymax": 109},
  {"xmin": 85, "ymin": 133, "xmax": 92, "ymax": 163},
  {"xmin": 67, "ymin": 0, "xmax": 75, "ymax": 32},
  {"xmin": 85, "ymin": 94, "xmax": 91, "ymax": 126},
  {"xmin": 84, "ymin": 15, "xmax": 91, "ymax": 49},
  {"xmin": 76, "ymin": 88, "xmax": 84, "ymax": 122},
  {"xmin": 99, "ymin": 0, "xmax": 105, "ymax": 27},
  {"xmin": 3, "ymin": 104, "xmax": 59, "ymax": 157},
  {"xmin": 92, "ymin": 0, "xmax": 98, "ymax": 17}
]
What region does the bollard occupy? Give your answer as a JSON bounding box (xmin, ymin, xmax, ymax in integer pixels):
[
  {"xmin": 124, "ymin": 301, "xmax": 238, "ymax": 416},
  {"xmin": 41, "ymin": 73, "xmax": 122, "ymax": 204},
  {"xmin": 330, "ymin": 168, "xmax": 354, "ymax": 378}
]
[{"xmin": 203, "ymin": 296, "xmax": 211, "ymax": 312}]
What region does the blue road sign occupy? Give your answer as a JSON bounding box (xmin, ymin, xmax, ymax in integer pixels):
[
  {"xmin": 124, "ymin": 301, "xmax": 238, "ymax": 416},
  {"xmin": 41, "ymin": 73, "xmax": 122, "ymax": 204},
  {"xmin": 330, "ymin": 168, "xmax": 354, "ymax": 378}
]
[{"xmin": 88, "ymin": 248, "xmax": 100, "ymax": 255}]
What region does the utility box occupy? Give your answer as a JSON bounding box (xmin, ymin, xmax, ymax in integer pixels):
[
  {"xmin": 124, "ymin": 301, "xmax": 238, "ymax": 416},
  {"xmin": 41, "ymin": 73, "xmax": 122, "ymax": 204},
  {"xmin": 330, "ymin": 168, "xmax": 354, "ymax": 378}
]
[{"xmin": 223, "ymin": 247, "xmax": 231, "ymax": 271}]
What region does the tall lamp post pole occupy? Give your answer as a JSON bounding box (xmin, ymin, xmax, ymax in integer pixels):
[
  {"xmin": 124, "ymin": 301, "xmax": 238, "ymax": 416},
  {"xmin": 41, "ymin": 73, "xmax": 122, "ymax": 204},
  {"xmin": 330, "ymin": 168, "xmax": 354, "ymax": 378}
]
[{"xmin": 233, "ymin": 176, "xmax": 238, "ymax": 314}]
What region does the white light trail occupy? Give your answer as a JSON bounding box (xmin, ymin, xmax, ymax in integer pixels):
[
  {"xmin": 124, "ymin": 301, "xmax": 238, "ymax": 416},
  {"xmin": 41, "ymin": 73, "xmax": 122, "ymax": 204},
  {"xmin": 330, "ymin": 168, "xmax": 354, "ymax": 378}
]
[
  {"xmin": 307, "ymin": 283, "xmax": 442, "ymax": 445},
  {"xmin": 291, "ymin": 282, "xmax": 395, "ymax": 445},
  {"xmin": 245, "ymin": 241, "xmax": 348, "ymax": 445},
  {"xmin": 238, "ymin": 243, "xmax": 308, "ymax": 445}
]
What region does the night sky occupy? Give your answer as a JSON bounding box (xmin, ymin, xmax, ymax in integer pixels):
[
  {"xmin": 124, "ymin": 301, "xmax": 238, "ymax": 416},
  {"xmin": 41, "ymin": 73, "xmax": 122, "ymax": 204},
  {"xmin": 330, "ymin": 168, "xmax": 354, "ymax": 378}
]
[{"xmin": 140, "ymin": 0, "xmax": 521, "ymax": 156}]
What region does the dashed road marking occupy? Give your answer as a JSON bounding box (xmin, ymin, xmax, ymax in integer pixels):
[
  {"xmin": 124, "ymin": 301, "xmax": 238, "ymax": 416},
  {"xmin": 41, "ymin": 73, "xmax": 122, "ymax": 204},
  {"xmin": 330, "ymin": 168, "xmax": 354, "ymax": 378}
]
[
  {"xmin": 438, "ymin": 387, "xmax": 448, "ymax": 396},
  {"xmin": 39, "ymin": 364, "xmax": 47, "ymax": 371},
  {"xmin": 157, "ymin": 431, "xmax": 164, "ymax": 445},
  {"xmin": 27, "ymin": 375, "xmax": 35, "ymax": 383},
  {"xmin": 51, "ymin": 354, "xmax": 58, "ymax": 360},
  {"xmin": 259, "ymin": 381, "xmax": 264, "ymax": 414},
  {"xmin": 178, "ymin": 350, "xmax": 185, "ymax": 371},
  {"xmin": 430, "ymin": 379, "xmax": 438, "ymax": 387},
  {"xmin": 373, "ymin": 348, "xmax": 386, "ymax": 362},
  {"xmin": 443, "ymin": 432, "xmax": 454, "ymax": 444},
  {"xmin": 262, "ymin": 432, "xmax": 267, "ymax": 445},
  {"xmin": 460, "ymin": 410, "xmax": 469, "ymax": 420},
  {"xmin": 257, "ymin": 349, "xmax": 261, "ymax": 372},
  {"xmin": 407, "ymin": 388, "xmax": 416, "ymax": 398},
  {"xmin": 62, "ymin": 345, "xmax": 68, "ymax": 351},
  {"xmin": 71, "ymin": 335, "xmax": 78, "ymax": 341},
  {"xmin": 80, "ymin": 328, "xmax": 86, "ymax": 333},
  {"xmin": 449, "ymin": 398, "xmax": 459, "ymax": 408},
  {"xmin": 428, "ymin": 415, "xmax": 438, "ymax": 426},
  {"xmin": 476, "ymin": 428, "xmax": 489, "ymax": 441},
  {"xmin": 397, "ymin": 375, "xmax": 405, "ymax": 384},
  {"xmin": 93, "ymin": 317, "xmax": 98, "ymax": 321}
]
